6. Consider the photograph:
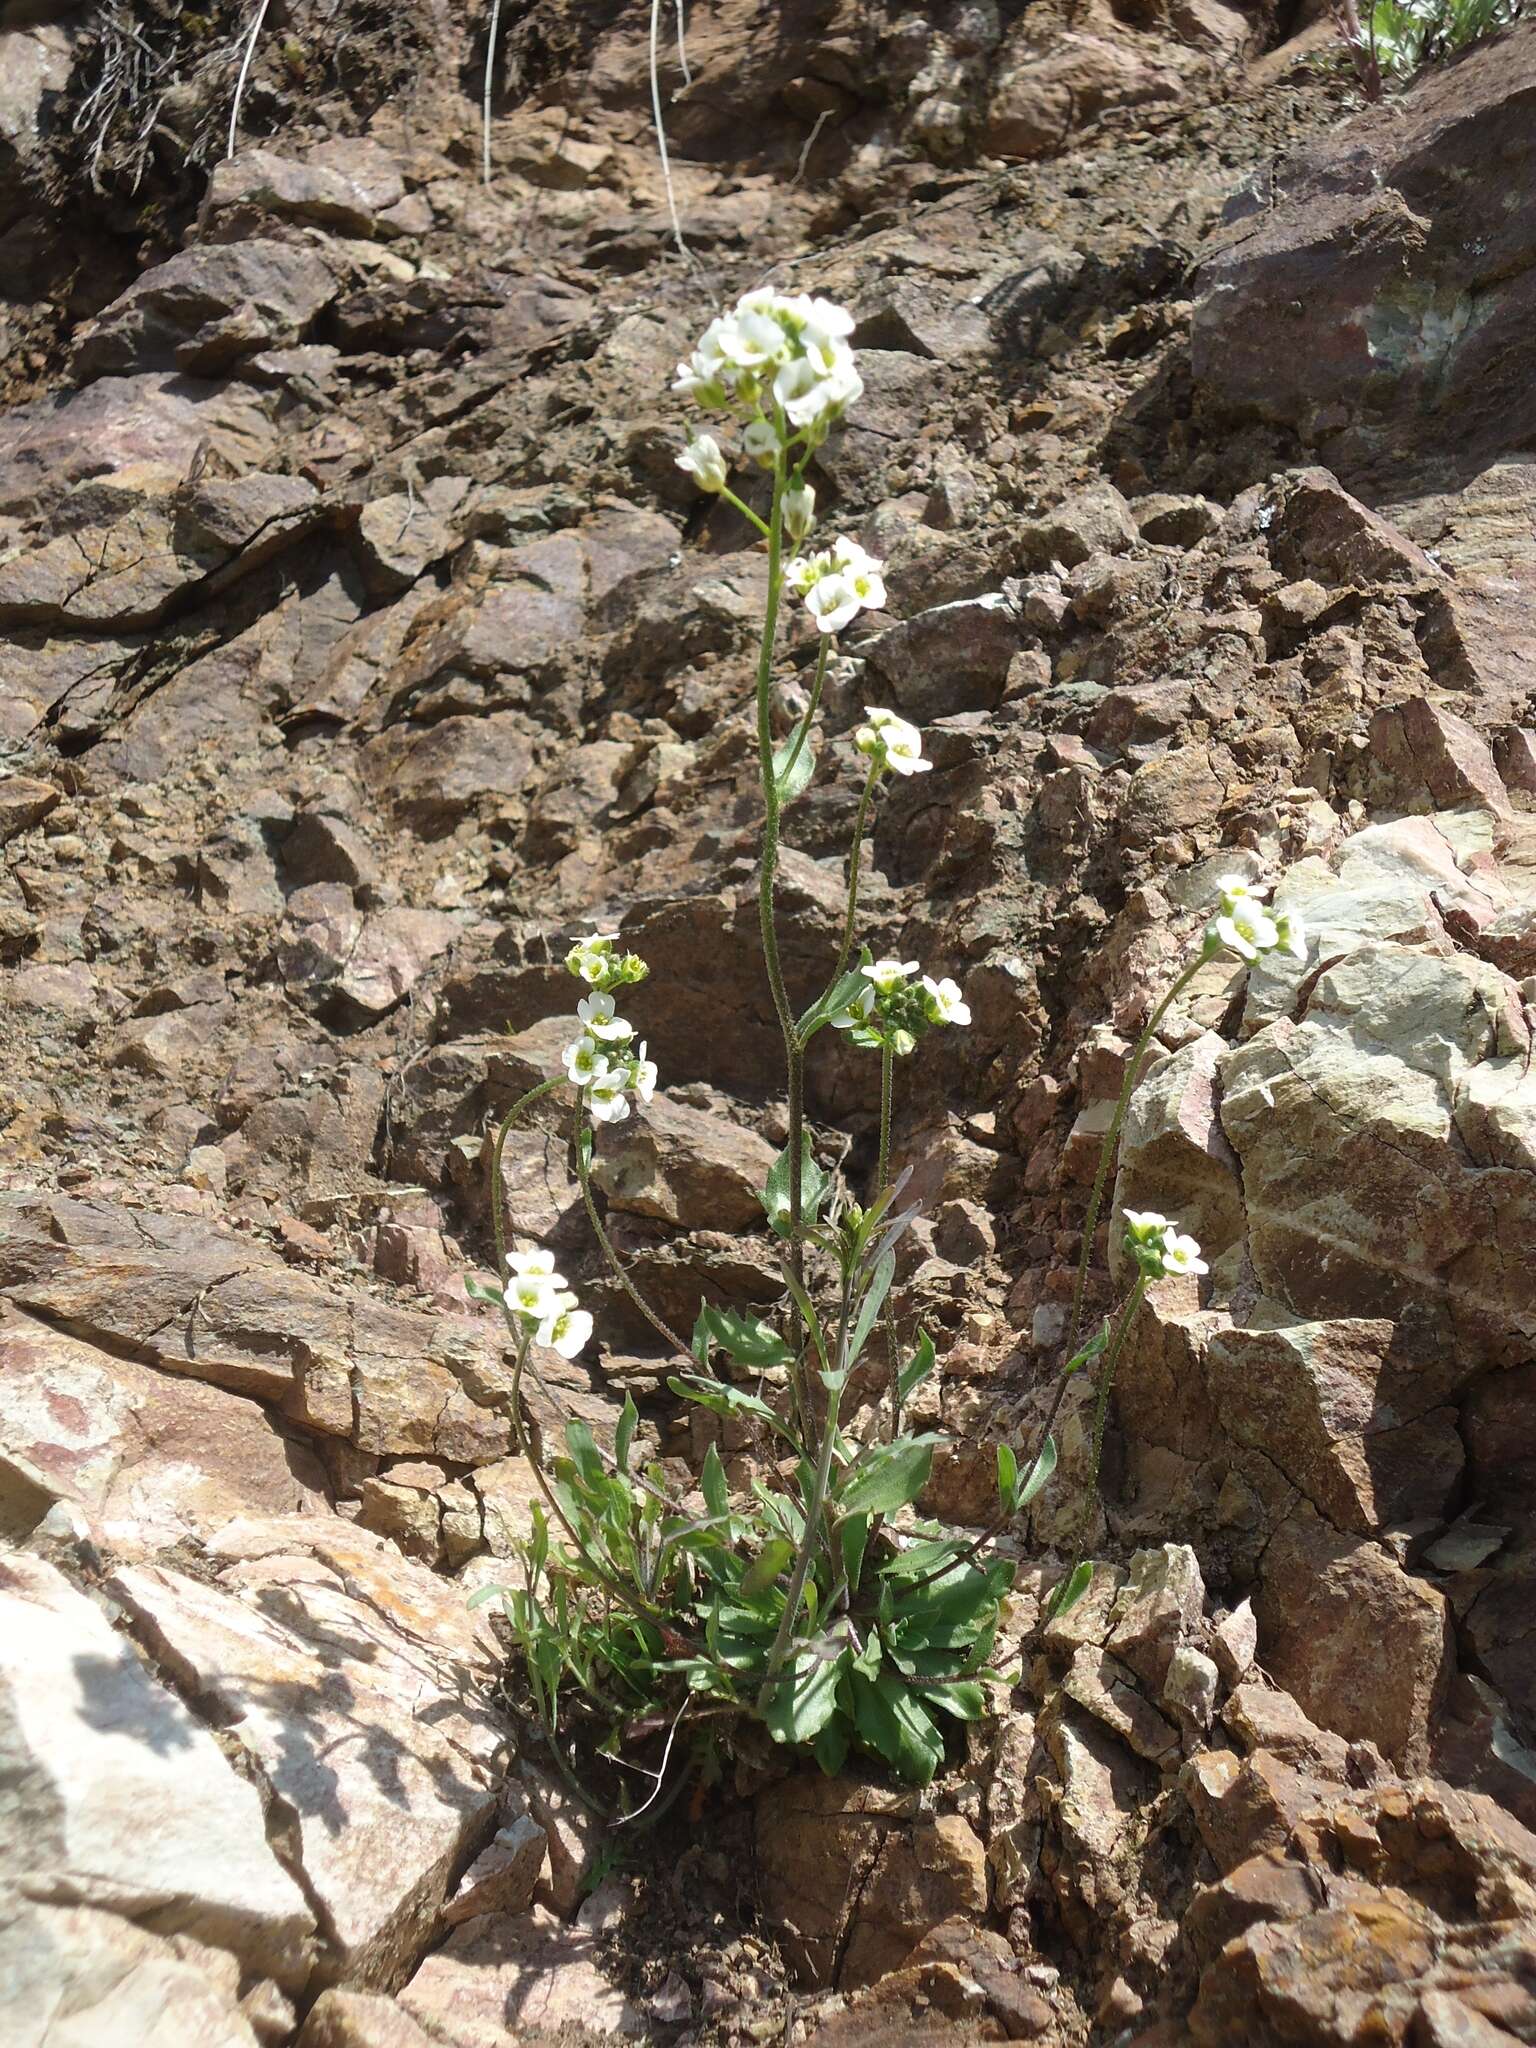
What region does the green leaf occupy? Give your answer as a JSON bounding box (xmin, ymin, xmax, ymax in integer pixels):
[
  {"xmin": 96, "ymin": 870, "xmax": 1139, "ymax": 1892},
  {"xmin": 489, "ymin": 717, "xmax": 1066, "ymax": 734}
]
[
  {"xmin": 1063, "ymin": 1324, "xmax": 1108, "ymax": 1377},
  {"xmin": 846, "ymin": 1251, "xmax": 895, "ymax": 1372},
  {"xmin": 465, "ymin": 1583, "xmax": 507, "ymax": 1609},
  {"xmin": 996, "ymin": 1441, "xmax": 1018, "ymax": 1512},
  {"xmin": 699, "ymin": 1305, "xmax": 792, "ymax": 1370},
  {"xmin": 1050, "ymin": 1558, "xmax": 1095, "ymax": 1619},
  {"xmin": 668, "ymin": 1375, "xmax": 780, "ymax": 1429},
  {"xmin": 759, "ymin": 1135, "xmax": 832, "ymax": 1239},
  {"xmin": 577, "ymin": 1125, "xmax": 593, "ymax": 1172},
  {"xmin": 763, "ymin": 1647, "xmax": 848, "ymax": 1746},
  {"xmin": 897, "ymin": 1329, "xmax": 937, "ymax": 1404},
  {"xmin": 840, "ymin": 1513, "xmax": 871, "ymax": 1596},
  {"xmin": 700, "ymin": 1442, "xmax": 730, "ymax": 1521},
  {"xmin": 918, "ymin": 1680, "xmax": 988, "ymax": 1722},
  {"xmin": 1013, "ymin": 1435, "xmax": 1057, "ymax": 1512},
  {"xmin": 837, "ymin": 1434, "xmax": 941, "ymax": 1518},
  {"xmin": 740, "ymin": 1536, "xmax": 796, "ymax": 1602},
  {"xmin": 797, "ymin": 953, "xmax": 872, "ymax": 1042},
  {"xmin": 615, "ymin": 1395, "xmax": 639, "ymax": 1474},
  {"xmin": 850, "ymin": 1670, "xmax": 945, "ymax": 1785},
  {"xmin": 690, "ymin": 1304, "xmax": 712, "ymax": 1367},
  {"xmin": 564, "ymin": 1420, "xmax": 604, "ymax": 1488},
  {"xmin": 463, "ymin": 1274, "xmax": 504, "ymax": 1305},
  {"xmin": 814, "ymin": 1714, "xmax": 851, "ymax": 1777},
  {"xmin": 772, "ymin": 721, "xmax": 818, "ymax": 804}
]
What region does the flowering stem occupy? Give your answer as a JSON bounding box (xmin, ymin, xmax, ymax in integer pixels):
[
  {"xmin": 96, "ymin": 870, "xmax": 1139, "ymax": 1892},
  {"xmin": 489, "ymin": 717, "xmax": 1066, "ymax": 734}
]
[
  {"xmin": 774, "ymin": 634, "xmax": 829, "ymax": 794},
  {"xmin": 491, "ymin": 1077, "xmax": 563, "ymax": 1283},
  {"xmin": 718, "ymin": 485, "xmax": 771, "ymax": 538},
  {"xmin": 574, "ymin": 1114, "xmax": 693, "ymax": 1362},
  {"xmin": 1065, "ymin": 949, "xmax": 1208, "ymax": 1360},
  {"xmin": 757, "ymin": 1279, "xmax": 849, "ymax": 1718},
  {"xmin": 877, "ymin": 1040, "xmax": 902, "ymax": 1439},
  {"xmin": 831, "ymin": 759, "xmax": 879, "ymax": 989}
]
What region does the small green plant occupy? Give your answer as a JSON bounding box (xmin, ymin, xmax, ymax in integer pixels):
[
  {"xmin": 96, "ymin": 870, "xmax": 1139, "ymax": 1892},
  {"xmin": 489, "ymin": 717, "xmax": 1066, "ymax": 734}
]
[
  {"xmin": 472, "ymin": 295, "xmax": 1310, "ymax": 1806},
  {"xmin": 1329, "ymin": 0, "xmax": 1524, "ymax": 97}
]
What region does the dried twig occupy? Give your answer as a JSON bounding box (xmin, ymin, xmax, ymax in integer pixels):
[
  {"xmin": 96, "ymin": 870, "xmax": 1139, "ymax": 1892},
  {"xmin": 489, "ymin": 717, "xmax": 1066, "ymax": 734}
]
[{"xmin": 227, "ymin": 0, "xmax": 274, "ymax": 158}]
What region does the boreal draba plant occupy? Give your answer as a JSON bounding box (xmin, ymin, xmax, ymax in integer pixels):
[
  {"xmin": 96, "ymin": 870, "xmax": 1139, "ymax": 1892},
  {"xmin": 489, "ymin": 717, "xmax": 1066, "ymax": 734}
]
[{"xmin": 471, "ymin": 289, "xmax": 1302, "ymax": 1807}]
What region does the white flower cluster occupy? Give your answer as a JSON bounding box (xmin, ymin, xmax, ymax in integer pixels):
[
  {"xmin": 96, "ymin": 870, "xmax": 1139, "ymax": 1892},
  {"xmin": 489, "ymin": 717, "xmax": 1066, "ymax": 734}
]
[
  {"xmin": 503, "ymin": 1249, "xmax": 593, "ymax": 1359},
  {"xmin": 853, "ymin": 705, "xmax": 929, "ymax": 776},
  {"xmin": 786, "ymin": 537, "xmax": 887, "ymax": 637},
  {"xmin": 673, "ymin": 288, "xmax": 863, "ymax": 451},
  {"xmin": 1123, "ymin": 1210, "xmax": 1209, "ymax": 1282},
  {"xmin": 563, "ymin": 990, "xmax": 657, "ymax": 1126},
  {"xmin": 1208, "ymin": 876, "xmax": 1305, "ymax": 964},
  {"xmin": 832, "ymin": 957, "xmax": 970, "ymax": 1056}
]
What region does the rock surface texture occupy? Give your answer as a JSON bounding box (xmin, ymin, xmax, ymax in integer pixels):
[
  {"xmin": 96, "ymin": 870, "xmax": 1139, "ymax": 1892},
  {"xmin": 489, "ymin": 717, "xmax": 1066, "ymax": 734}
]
[{"xmin": 2, "ymin": 3, "xmax": 1536, "ymax": 2044}]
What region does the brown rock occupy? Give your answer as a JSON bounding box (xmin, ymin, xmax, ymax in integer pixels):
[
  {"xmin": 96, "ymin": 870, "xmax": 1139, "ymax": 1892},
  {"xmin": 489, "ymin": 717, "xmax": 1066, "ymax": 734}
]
[
  {"xmin": 1254, "ymin": 1510, "xmax": 1453, "ymax": 1771},
  {"xmin": 399, "ymin": 1909, "xmax": 644, "ymax": 2039}
]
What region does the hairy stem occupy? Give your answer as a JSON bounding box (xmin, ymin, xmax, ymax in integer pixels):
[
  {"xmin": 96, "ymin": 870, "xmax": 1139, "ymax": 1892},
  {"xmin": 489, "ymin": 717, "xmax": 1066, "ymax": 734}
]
[
  {"xmin": 757, "ymin": 1309, "xmax": 846, "ymax": 1717},
  {"xmin": 877, "ymin": 1040, "xmax": 901, "ymax": 1440},
  {"xmin": 1065, "ymin": 950, "xmax": 1207, "ymax": 1359},
  {"xmin": 1085, "ymin": 1275, "xmax": 1146, "ymax": 1509},
  {"xmin": 832, "ymin": 759, "xmax": 880, "ymax": 989}
]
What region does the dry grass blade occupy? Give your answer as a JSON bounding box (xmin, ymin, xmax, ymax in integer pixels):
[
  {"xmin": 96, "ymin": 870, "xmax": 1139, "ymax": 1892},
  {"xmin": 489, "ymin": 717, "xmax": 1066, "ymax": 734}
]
[{"xmin": 227, "ymin": 0, "xmax": 274, "ymax": 159}]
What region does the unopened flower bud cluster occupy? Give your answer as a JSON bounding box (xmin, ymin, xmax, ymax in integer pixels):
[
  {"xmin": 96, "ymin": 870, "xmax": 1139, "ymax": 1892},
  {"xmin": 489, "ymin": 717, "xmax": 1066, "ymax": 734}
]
[
  {"xmin": 832, "ymin": 957, "xmax": 971, "ymax": 1057},
  {"xmin": 563, "ymin": 935, "xmax": 657, "ymax": 1126}
]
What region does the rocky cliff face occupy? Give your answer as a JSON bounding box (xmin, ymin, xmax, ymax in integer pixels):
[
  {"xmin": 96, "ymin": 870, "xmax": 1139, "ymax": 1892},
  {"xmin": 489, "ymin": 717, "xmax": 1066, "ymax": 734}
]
[{"xmin": 2, "ymin": 4, "xmax": 1535, "ymax": 2044}]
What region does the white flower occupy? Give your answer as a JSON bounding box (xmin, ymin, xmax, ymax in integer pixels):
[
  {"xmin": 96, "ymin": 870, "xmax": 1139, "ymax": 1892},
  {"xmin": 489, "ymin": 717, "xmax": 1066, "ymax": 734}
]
[
  {"xmin": 830, "ymin": 983, "xmax": 876, "ymax": 1030},
  {"xmin": 1123, "ymin": 1209, "xmax": 1173, "ymax": 1241},
  {"xmin": 576, "ymin": 991, "xmax": 631, "ymax": 1042},
  {"xmin": 671, "ymin": 349, "xmax": 728, "ymax": 406},
  {"xmin": 805, "ymin": 571, "xmax": 861, "ymax": 635},
  {"xmin": 784, "ymin": 550, "xmax": 824, "ymax": 596},
  {"xmin": 921, "ymin": 975, "xmax": 970, "ymax": 1027},
  {"xmin": 866, "ymin": 958, "xmax": 918, "ymax": 993},
  {"xmin": 1160, "ymin": 1230, "xmax": 1209, "ymax": 1279},
  {"xmin": 1215, "ymin": 904, "xmax": 1281, "ymax": 961},
  {"xmin": 537, "ymin": 1295, "xmax": 594, "ymax": 1358},
  {"xmin": 742, "ymin": 417, "xmax": 780, "ymax": 464},
  {"xmin": 677, "ymin": 433, "xmax": 727, "ymax": 493},
  {"xmin": 855, "ymin": 705, "xmax": 930, "ymax": 776},
  {"xmin": 629, "ymin": 1041, "xmax": 658, "ymax": 1104},
  {"xmin": 784, "ymin": 481, "xmax": 816, "ymax": 542},
  {"xmin": 1216, "ymin": 874, "xmax": 1269, "ymax": 912},
  {"xmin": 588, "ymin": 1069, "xmax": 632, "ymax": 1123},
  {"xmin": 563, "ymin": 1035, "xmax": 606, "ymax": 1086},
  {"xmin": 508, "ymin": 1268, "xmax": 566, "ymax": 1321},
  {"xmin": 508, "ymin": 1248, "xmax": 560, "ymax": 1281},
  {"xmin": 1274, "ymin": 909, "xmax": 1307, "ymax": 960},
  {"xmin": 773, "ymin": 355, "xmax": 832, "ymax": 427},
  {"xmin": 717, "ymin": 307, "xmax": 788, "ymax": 369}
]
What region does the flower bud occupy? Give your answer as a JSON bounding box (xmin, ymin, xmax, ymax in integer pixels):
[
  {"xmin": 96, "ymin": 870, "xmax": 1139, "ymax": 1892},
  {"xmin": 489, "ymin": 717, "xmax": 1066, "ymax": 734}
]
[
  {"xmin": 784, "ymin": 481, "xmax": 816, "ymax": 541},
  {"xmin": 676, "ymin": 433, "xmax": 728, "ymax": 493}
]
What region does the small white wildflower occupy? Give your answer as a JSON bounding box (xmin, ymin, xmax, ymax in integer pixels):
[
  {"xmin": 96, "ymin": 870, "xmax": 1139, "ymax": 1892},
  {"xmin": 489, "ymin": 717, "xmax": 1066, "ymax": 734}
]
[
  {"xmin": 508, "ymin": 1268, "xmax": 566, "ymax": 1321},
  {"xmin": 1215, "ymin": 874, "xmax": 1269, "ymax": 912},
  {"xmin": 507, "ymin": 1249, "xmax": 560, "ymax": 1281},
  {"xmin": 562, "ymin": 1034, "xmax": 605, "ymax": 1085},
  {"xmin": 629, "ymin": 1041, "xmax": 658, "ymax": 1104},
  {"xmin": 806, "ymin": 571, "xmax": 861, "ymax": 635},
  {"xmin": 1160, "ymin": 1230, "xmax": 1210, "ymax": 1279},
  {"xmin": 676, "ymin": 433, "xmax": 728, "ymax": 492},
  {"xmin": 830, "ymin": 982, "xmax": 876, "ymax": 1030},
  {"xmin": 537, "ymin": 1295, "xmax": 594, "ymax": 1359},
  {"xmin": 855, "ymin": 705, "xmax": 930, "ymax": 776},
  {"xmin": 921, "ymin": 975, "xmax": 971, "ymax": 1027},
  {"xmin": 588, "ymin": 1069, "xmax": 632, "ymax": 1123},
  {"xmin": 1123, "ymin": 1209, "xmax": 1173, "ymax": 1241},
  {"xmin": 1273, "ymin": 909, "xmax": 1308, "ymax": 960},
  {"xmin": 742, "ymin": 417, "xmax": 780, "ymax": 464},
  {"xmin": 866, "ymin": 958, "xmax": 918, "ymax": 994},
  {"xmin": 1215, "ymin": 904, "xmax": 1281, "ymax": 961},
  {"xmin": 576, "ymin": 991, "xmax": 632, "ymax": 1042}
]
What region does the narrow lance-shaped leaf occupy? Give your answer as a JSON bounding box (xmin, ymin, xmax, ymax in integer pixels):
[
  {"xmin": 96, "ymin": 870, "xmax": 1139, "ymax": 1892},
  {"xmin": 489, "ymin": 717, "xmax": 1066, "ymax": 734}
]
[
  {"xmin": 898, "ymin": 1329, "xmax": 937, "ymax": 1404},
  {"xmin": 845, "ymin": 1250, "xmax": 896, "ymax": 1372},
  {"xmin": 615, "ymin": 1394, "xmax": 639, "ymax": 1474},
  {"xmin": 772, "ymin": 720, "xmax": 818, "ymax": 803},
  {"xmin": 837, "ymin": 1433, "xmax": 941, "ymax": 1518},
  {"xmin": 697, "ymin": 1304, "xmax": 792, "ymax": 1370}
]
